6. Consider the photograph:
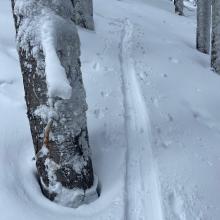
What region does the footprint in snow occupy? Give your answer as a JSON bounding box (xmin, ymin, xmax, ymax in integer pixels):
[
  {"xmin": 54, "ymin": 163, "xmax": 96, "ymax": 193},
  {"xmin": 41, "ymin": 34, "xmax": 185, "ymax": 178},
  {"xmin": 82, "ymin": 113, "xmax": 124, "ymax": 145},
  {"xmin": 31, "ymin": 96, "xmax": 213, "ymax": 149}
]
[
  {"xmin": 0, "ymin": 80, "xmax": 14, "ymax": 86},
  {"xmin": 192, "ymin": 109, "xmax": 220, "ymax": 132},
  {"xmin": 162, "ymin": 73, "xmax": 168, "ymax": 78},
  {"xmin": 104, "ymin": 66, "xmax": 114, "ymax": 72},
  {"xmin": 169, "ymin": 57, "xmax": 179, "ymax": 64},
  {"xmin": 138, "ymin": 72, "xmax": 147, "ymax": 82},
  {"xmin": 93, "ymin": 109, "xmax": 104, "ymax": 119},
  {"xmin": 167, "ymin": 113, "xmax": 174, "ymax": 122},
  {"xmin": 100, "ymin": 91, "xmax": 110, "ymax": 97},
  {"xmin": 151, "ymin": 97, "xmax": 159, "ymax": 108},
  {"xmin": 92, "ymin": 62, "xmax": 100, "ymax": 71},
  {"xmin": 168, "ymin": 191, "xmax": 186, "ymax": 220}
]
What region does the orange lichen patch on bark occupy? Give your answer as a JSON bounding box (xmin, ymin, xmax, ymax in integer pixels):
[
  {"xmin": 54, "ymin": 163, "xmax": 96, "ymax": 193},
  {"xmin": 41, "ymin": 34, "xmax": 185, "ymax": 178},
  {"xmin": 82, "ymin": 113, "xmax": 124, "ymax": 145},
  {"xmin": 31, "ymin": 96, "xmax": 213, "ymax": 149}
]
[{"xmin": 44, "ymin": 120, "xmax": 53, "ymax": 147}]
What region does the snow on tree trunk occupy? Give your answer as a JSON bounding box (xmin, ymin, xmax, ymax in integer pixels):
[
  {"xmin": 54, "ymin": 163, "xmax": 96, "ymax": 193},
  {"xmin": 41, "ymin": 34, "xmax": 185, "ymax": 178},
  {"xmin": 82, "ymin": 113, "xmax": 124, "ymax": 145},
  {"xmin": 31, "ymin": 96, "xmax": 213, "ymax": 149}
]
[
  {"xmin": 174, "ymin": 0, "xmax": 184, "ymax": 15},
  {"xmin": 11, "ymin": 0, "xmax": 98, "ymax": 208},
  {"xmin": 71, "ymin": 0, "xmax": 94, "ymax": 30},
  {"xmin": 196, "ymin": 0, "xmax": 211, "ymax": 54},
  {"xmin": 211, "ymin": 0, "xmax": 220, "ymax": 74}
]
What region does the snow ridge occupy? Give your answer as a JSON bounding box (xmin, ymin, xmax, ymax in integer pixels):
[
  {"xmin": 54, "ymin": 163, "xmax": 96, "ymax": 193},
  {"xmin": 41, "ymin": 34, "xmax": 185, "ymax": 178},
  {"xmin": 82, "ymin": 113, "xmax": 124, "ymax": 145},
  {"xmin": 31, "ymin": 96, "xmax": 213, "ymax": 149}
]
[{"xmin": 119, "ymin": 18, "xmax": 164, "ymax": 220}]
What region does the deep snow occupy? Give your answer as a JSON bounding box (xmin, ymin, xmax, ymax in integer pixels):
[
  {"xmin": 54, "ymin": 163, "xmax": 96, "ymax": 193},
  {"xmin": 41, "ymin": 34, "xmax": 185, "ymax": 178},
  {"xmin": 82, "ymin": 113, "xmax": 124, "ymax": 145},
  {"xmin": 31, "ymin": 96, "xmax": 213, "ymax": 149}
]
[{"xmin": 1, "ymin": 0, "xmax": 220, "ymax": 219}]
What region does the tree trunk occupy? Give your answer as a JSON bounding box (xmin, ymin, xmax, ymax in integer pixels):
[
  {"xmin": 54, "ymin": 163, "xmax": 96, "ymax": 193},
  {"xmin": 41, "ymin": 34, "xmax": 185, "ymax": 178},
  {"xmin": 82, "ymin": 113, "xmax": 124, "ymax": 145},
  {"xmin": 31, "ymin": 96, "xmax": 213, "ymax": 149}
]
[
  {"xmin": 211, "ymin": 0, "xmax": 220, "ymax": 74},
  {"xmin": 196, "ymin": 0, "xmax": 211, "ymax": 54},
  {"xmin": 174, "ymin": 0, "xmax": 184, "ymax": 15},
  {"xmin": 11, "ymin": 0, "xmax": 98, "ymax": 208},
  {"xmin": 71, "ymin": 0, "xmax": 94, "ymax": 30}
]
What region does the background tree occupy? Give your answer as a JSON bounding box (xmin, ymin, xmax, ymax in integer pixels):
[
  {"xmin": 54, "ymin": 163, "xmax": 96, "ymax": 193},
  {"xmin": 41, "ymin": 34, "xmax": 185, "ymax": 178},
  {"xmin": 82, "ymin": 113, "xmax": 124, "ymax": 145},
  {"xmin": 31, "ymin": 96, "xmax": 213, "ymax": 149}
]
[
  {"xmin": 196, "ymin": 0, "xmax": 211, "ymax": 54},
  {"xmin": 71, "ymin": 0, "xmax": 94, "ymax": 30},
  {"xmin": 211, "ymin": 0, "xmax": 220, "ymax": 74},
  {"xmin": 11, "ymin": 0, "xmax": 98, "ymax": 208},
  {"xmin": 174, "ymin": 0, "xmax": 184, "ymax": 15}
]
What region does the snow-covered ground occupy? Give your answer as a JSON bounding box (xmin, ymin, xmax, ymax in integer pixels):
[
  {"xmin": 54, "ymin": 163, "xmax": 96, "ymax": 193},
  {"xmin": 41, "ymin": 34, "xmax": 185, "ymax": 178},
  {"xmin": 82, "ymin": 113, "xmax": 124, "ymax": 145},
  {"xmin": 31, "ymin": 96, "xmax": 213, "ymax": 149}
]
[{"xmin": 1, "ymin": 0, "xmax": 220, "ymax": 219}]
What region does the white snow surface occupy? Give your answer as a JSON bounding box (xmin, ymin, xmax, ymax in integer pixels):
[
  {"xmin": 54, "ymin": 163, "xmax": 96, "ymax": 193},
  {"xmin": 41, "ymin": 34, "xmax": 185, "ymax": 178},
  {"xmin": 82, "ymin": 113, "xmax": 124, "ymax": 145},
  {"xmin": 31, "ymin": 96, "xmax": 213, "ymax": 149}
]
[{"xmin": 1, "ymin": 0, "xmax": 220, "ymax": 219}]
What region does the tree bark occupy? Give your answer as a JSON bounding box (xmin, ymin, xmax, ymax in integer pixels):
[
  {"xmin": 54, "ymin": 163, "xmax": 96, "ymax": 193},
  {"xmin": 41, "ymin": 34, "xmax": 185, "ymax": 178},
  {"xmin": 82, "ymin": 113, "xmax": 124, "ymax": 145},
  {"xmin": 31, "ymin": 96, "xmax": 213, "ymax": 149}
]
[
  {"xmin": 211, "ymin": 0, "xmax": 220, "ymax": 74},
  {"xmin": 11, "ymin": 0, "xmax": 98, "ymax": 208},
  {"xmin": 196, "ymin": 0, "xmax": 211, "ymax": 54},
  {"xmin": 71, "ymin": 0, "xmax": 94, "ymax": 30},
  {"xmin": 174, "ymin": 0, "xmax": 184, "ymax": 15}
]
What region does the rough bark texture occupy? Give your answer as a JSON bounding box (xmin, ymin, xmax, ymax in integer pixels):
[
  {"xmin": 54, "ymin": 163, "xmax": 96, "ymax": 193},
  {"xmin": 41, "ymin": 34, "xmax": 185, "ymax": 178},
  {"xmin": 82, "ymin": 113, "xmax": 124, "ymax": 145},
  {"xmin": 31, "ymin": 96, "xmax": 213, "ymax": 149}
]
[
  {"xmin": 211, "ymin": 0, "xmax": 220, "ymax": 74},
  {"xmin": 71, "ymin": 0, "xmax": 94, "ymax": 30},
  {"xmin": 174, "ymin": 0, "xmax": 184, "ymax": 15},
  {"xmin": 196, "ymin": 0, "xmax": 211, "ymax": 54},
  {"xmin": 11, "ymin": 0, "xmax": 97, "ymax": 208}
]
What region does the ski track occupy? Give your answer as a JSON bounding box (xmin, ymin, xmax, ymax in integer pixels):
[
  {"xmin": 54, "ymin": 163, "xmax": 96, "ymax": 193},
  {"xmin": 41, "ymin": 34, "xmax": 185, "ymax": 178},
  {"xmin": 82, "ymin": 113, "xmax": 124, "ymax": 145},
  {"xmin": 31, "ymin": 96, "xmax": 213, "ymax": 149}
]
[{"xmin": 119, "ymin": 18, "xmax": 164, "ymax": 220}]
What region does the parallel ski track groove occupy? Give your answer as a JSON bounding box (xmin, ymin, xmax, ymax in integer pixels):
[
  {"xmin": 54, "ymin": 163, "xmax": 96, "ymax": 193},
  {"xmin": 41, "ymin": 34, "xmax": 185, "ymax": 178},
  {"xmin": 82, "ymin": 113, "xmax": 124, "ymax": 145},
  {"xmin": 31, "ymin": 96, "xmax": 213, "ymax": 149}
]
[{"xmin": 118, "ymin": 18, "xmax": 164, "ymax": 220}]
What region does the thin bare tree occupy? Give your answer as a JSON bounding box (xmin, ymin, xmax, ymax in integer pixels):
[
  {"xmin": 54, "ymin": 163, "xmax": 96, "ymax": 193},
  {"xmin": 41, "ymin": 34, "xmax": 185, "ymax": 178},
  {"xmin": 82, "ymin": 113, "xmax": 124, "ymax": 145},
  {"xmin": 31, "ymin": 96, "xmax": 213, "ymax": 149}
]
[{"xmin": 211, "ymin": 0, "xmax": 220, "ymax": 74}]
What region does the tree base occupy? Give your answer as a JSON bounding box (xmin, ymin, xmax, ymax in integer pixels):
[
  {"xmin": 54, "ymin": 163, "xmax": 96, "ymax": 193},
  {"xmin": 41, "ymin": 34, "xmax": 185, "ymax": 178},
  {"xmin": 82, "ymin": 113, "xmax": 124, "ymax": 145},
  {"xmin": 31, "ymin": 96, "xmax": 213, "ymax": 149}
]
[
  {"xmin": 175, "ymin": 11, "xmax": 184, "ymax": 16},
  {"xmin": 40, "ymin": 175, "xmax": 99, "ymax": 208}
]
